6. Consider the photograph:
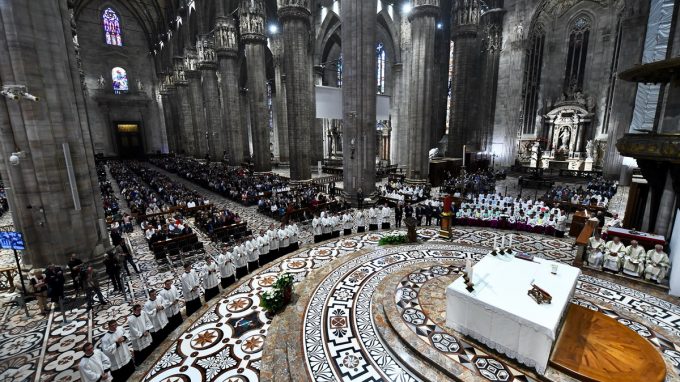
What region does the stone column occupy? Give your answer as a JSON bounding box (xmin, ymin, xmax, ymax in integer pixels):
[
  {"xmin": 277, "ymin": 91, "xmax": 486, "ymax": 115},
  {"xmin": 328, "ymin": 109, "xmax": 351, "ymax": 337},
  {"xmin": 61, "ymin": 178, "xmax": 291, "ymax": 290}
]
[
  {"xmin": 215, "ymin": 15, "xmax": 243, "ymax": 165},
  {"xmin": 407, "ymin": 0, "xmax": 440, "ymax": 180},
  {"xmin": 239, "ymin": 0, "xmax": 271, "ymax": 172},
  {"xmin": 0, "ymin": 0, "xmax": 107, "ymax": 266},
  {"xmin": 184, "ymin": 49, "xmax": 209, "ymax": 158},
  {"xmin": 342, "ymin": 0, "xmax": 377, "ymax": 199},
  {"xmin": 313, "ymin": 65, "xmax": 325, "ymax": 166},
  {"xmin": 240, "ymin": 88, "xmax": 252, "ymax": 161},
  {"xmin": 197, "ymin": 35, "xmax": 221, "ymax": 161},
  {"xmin": 270, "ymin": 34, "xmax": 289, "ymax": 163},
  {"xmin": 278, "ymin": 0, "xmax": 314, "ymax": 180},
  {"xmin": 447, "ymin": 0, "xmax": 480, "ymax": 158},
  {"xmin": 173, "ymin": 57, "xmax": 195, "ymax": 156},
  {"xmin": 159, "ymin": 85, "xmax": 177, "ymax": 153}
]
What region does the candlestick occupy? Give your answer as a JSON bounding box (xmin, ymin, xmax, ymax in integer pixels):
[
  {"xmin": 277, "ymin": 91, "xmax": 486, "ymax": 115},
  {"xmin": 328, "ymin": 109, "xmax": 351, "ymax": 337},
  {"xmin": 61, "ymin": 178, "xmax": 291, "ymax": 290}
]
[
  {"xmin": 463, "ymin": 145, "xmax": 466, "ymax": 167},
  {"xmin": 465, "ymin": 258, "xmax": 472, "ymax": 274},
  {"xmin": 501, "ymin": 235, "xmax": 506, "ymax": 248},
  {"xmin": 509, "ymin": 234, "xmax": 513, "ymax": 247},
  {"xmin": 493, "ymin": 235, "xmax": 498, "ymax": 249}
]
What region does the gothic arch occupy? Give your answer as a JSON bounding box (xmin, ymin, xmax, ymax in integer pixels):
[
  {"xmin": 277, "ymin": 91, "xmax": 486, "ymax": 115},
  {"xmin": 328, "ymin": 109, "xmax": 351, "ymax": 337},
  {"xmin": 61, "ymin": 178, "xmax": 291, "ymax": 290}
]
[{"xmin": 315, "ymin": 10, "xmax": 341, "ymax": 64}]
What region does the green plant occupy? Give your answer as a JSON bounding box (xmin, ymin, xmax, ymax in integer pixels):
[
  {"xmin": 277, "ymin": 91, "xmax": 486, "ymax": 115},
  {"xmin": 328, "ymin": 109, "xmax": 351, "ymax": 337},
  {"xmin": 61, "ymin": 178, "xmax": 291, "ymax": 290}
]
[
  {"xmin": 378, "ymin": 234, "xmax": 408, "ymax": 246},
  {"xmin": 274, "ymin": 273, "xmax": 294, "ymax": 290},
  {"xmin": 260, "ymin": 289, "xmax": 284, "ymax": 313}
]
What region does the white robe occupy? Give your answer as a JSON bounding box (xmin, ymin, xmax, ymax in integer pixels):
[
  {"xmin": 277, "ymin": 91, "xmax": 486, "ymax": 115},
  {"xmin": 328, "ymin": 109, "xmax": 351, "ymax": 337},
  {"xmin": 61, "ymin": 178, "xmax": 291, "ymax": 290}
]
[
  {"xmin": 332, "ymin": 217, "xmax": 342, "ymax": 232},
  {"xmin": 381, "ymin": 207, "xmax": 391, "ymax": 224},
  {"xmin": 312, "ymin": 218, "xmax": 322, "ymax": 235},
  {"xmin": 279, "ymin": 228, "xmax": 290, "ymax": 247},
  {"xmin": 100, "ymin": 327, "xmax": 132, "ymax": 370},
  {"xmin": 217, "ymin": 253, "xmax": 234, "ymax": 278},
  {"xmin": 586, "ymin": 237, "xmax": 606, "ymax": 267},
  {"xmin": 368, "ymin": 208, "xmax": 377, "ymax": 224},
  {"xmin": 290, "ymin": 225, "xmax": 299, "ymax": 244},
  {"xmin": 144, "ymin": 297, "xmax": 169, "ymax": 333},
  {"xmin": 355, "ymin": 212, "xmax": 365, "ymax": 227},
  {"xmin": 181, "ymin": 270, "xmax": 201, "ymax": 301},
  {"xmin": 258, "ymin": 235, "xmax": 270, "ymax": 255},
  {"xmin": 645, "ymin": 250, "xmax": 671, "ymax": 281},
  {"xmin": 268, "ymin": 230, "xmax": 279, "ymax": 250},
  {"xmin": 245, "ymin": 240, "xmax": 259, "ymax": 262},
  {"xmin": 79, "ymin": 349, "xmax": 112, "ymax": 382},
  {"xmin": 321, "ymin": 217, "xmax": 331, "ymax": 234},
  {"xmin": 233, "ymin": 246, "xmax": 247, "ymax": 268},
  {"xmin": 343, "ymin": 214, "xmax": 353, "ymax": 229},
  {"xmin": 127, "ymin": 313, "xmax": 153, "ymax": 351},
  {"xmin": 203, "ymin": 262, "xmax": 220, "ymax": 289},
  {"xmin": 159, "ymin": 285, "xmax": 181, "ymax": 317},
  {"xmin": 603, "ymin": 241, "xmax": 625, "ymax": 272},
  {"xmin": 622, "ymin": 245, "xmax": 646, "ymax": 277}
]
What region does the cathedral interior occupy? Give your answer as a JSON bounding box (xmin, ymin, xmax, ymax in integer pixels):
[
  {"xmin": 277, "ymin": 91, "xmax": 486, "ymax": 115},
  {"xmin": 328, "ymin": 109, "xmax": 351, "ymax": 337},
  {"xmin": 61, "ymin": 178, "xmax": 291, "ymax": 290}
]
[{"xmin": 1, "ymin": 0, "xmax": 680, "ymax": 381}]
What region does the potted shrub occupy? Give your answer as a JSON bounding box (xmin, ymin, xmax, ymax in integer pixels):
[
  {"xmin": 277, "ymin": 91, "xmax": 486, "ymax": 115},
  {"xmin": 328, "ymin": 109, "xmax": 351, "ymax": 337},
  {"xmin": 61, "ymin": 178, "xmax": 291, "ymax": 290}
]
[
  {"xmin": 378, "ymin": 234, "xmax": 408, "ymax": 246},
  {"xmin": 275, "ymin": 273, "xmax": 294, "ymax": 304},
  {"xmin": 260, "ymin": 289, "xmax": 284, "ymax": 314}
]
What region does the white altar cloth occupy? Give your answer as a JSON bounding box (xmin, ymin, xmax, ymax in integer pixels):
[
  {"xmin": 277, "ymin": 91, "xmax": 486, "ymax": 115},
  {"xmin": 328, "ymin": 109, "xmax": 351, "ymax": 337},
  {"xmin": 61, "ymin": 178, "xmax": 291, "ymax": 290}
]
[{"xmin": 445, "ymin": 254, "xmax": 580, "ymax": 374}]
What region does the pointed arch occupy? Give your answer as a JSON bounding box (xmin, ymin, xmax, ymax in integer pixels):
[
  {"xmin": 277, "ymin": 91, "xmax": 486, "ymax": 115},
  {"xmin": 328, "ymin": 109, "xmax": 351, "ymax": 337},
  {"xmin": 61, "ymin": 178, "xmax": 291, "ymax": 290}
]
[{"xmin": 102, "ymin": 7, "xmax": 123, "ymax": 46}]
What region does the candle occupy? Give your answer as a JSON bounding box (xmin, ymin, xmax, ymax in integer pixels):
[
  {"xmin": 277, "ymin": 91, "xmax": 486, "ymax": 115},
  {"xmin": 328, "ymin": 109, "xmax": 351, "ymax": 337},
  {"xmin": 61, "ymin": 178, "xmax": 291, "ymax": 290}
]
[
  {"xmin": 493, "ymin": 235, "xmax": 498, "ymax": 249},
  {"xmin": 465, "ymin": 258, "xmax": 472, "ymax": 274},
  {"xmin": 509, "ymin": 234, "xmax": 513, "ymax": 247},
  {"xmin": 463, "ymin": 145, "xmax": 466, "ymax": 167},
  {"xmin": 501, "ymin": 235, "xmax": 506, "ymax": 248}
]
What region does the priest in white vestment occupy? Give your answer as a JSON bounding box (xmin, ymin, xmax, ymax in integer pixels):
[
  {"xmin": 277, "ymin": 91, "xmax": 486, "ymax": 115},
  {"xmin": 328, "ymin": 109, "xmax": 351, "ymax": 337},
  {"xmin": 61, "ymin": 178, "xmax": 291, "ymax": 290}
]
[
  {"xmin": 245, "ymin": 237, "xmax": 260, "ymax": 271},
  {"xmin": 343, "ymin": 212, "xmax": 353, "ymax": 235},
  {"xmin": 312, "ymin": 215, "xmax": 323, "ymax": 243},
  {"xmin": 233, "ymin": 243, "xmax": 248, "ymax": 278},
  {"xmin": 100, "ymin": 320, "xmax": 134, "ymax": 381},
  {"xmin": 181, "ymin": 263, "xmax": 202, "ymax": 316},
  {"xmin": 586, "ymin": 231, "xmax": 606, "ymax": 268},
  {"xmin": 258, "ymin": 230, "xmax": 271, "ymax": 264},
  {"xmin": 278, "ymin": 226, "xmax": 290, "ymax": 254},
  {"xmin": 603, "ymin": 236, "xmax": 626, "ymax": 272},
  {"xmin": 622, "ymin": 240, "xmax": 646, "ymax": 277},
  {"xmin": 202, "ymin": 257, "xmax": 220, "ymax": 301},
  {"xmin": 268, "ymin": 226, "xmax": 280, "ymax": 257},
  {"xmin": 356, "ymin": 210, "xmax": 366, "ymax": 233},
  {"xmin": 381, "ymin": 205, "xmax": 391, "ymax": 229},
  {"xmin": 79, "ymin": 342, "xmax": 112, "ymax": 382},
  {"xmin": 645, "ymin": 245, "xmax": 671, "ymax": 283},
  {"xmin": 368, "ymin": 207, "xmax": 378, "ymax": 231},
  {"xmin": 127, "ymin": 304, "xmax": 153, "ymax": 364},
  {"xmin": 159, "ymin": 279, "xmax": 182, "ymax": 330}
]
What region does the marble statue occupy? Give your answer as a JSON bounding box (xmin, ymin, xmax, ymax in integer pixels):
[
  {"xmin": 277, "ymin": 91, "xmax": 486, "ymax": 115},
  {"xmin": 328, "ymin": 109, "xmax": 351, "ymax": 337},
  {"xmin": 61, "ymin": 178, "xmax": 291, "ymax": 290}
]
[
  {"xmin": 98, "ymin": 75, "xmax": 105, "ymax": 88},
  {"xmin": 586, "ymin": 140, "xmax": 594, "ymax": 160}
]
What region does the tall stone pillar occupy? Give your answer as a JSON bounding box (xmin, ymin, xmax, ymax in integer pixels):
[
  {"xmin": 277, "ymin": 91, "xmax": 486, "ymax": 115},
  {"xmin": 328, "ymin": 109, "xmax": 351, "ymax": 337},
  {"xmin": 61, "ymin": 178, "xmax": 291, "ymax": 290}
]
[
  {"xmin": 313, "ymin": 65, "xmax": 325, "ymax": 166},
  {"xmin": 0, "ymin": 0, "xmax": 107, "ymax": 266},
  {"xmin": 478, "ymin": 8, "xmax": 503, "ymax": 153},
  {"xmin": 173, "ymin": 57, "xmax": 195, "ymax": 156},
  {"xmin": 215, "ymin": 15, "xmax": 243, "ymax": 165},
  {"xmin": 271, "ymin": 35, "xmax": 289, "ymax": 163},
  {"xmin": 447, "ymin": 0, "xmax": 480, "ymax": 158},
  {"xmin": 342, "ymin": 0, "xmax": 377, "ymax": 200},
  {"xmin": 278, "ymin": 0, "xmax": 314, "ymax": 180},
  {"xmin": 197, "ymin": 35, "xmax": 221, "ymax": 161},
  {"xmin": 185, "ymin": 49, "xmax": 209, "ymax": 158},
  {"xmin": 160, "ymin": 86, "xmax": 177, "ymax": 153},
  {"xmin": 407, "ymin": 0, "xmax": 440, "ymax": 180},
  {"xmin": 239, "ymin": 0, "xmax": 271, "ymax": 172},
  {"xmin": 240, "ymin": 89, "xmax": 252, "ymax": 161}
]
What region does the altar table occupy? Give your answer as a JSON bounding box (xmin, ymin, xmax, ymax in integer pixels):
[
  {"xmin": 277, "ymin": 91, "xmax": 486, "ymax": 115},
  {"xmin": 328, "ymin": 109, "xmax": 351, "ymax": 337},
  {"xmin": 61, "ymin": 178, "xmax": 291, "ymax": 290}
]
[{"xmin": 446, "ymin": 254, "xmax": 581, "ymax": 374}]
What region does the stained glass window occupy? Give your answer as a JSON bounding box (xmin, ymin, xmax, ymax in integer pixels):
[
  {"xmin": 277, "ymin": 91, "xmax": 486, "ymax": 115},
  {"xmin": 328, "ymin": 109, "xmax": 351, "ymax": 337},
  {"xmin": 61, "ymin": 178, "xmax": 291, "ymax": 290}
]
[
  {"xmin": 376, "ymin": 42, "xmax": 386, "ymax": 94},
  {"xmin": 103, "ymin": 8, "xmax": 122, "ymax": 46},
  {"xmin": 112, "ymin": 67, "xmax": 129, "ymax": 94},
  {"xmin": 445, "ymin": 40, "xmax": 455, "ymax": 134},
  {"xmin": 336, "ymin": 54, "xmax": 343, "ymax": 87},
  {"xmin": 267, "ymin": 81, "xmax": 274, "ymax": 131}
]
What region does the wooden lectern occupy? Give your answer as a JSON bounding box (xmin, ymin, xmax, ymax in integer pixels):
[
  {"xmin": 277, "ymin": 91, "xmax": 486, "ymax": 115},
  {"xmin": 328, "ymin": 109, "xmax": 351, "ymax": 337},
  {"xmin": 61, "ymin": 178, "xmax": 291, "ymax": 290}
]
[
  {"xmin": 439, "ymin": 195, "xmax": 454, "ymax": 239},
  {"xmin": 569, "ymin": 211, "xmax": 589, "ymax": 237}
]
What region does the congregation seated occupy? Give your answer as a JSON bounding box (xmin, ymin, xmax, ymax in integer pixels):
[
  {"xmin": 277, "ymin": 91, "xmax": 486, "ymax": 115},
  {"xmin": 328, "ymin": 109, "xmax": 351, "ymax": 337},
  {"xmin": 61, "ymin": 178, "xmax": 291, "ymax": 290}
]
[
  {"xmin": 257, "ymin": 185, "xmax": 329, "ymax": 220},
  {"xmin": 96, "ymin": 161, "xmax": 120, "ymax": 220},
  {"xmin": 194, "ymin": 207, "xmax": 242, "ymax": 233},
  {"xmin": 543, "ymin": 184, "xmax": 611, "ymax": 208},
  {"xmin": 142, "ymin": 216, "xmax": 193, "ymax": 246},
  {"xmin": 587, "ymin": 177, "xmax": 618, "ymax": 200},
  {"xmin": 445, "ymin": 169, "xmax": 496, "ymax": 195}
]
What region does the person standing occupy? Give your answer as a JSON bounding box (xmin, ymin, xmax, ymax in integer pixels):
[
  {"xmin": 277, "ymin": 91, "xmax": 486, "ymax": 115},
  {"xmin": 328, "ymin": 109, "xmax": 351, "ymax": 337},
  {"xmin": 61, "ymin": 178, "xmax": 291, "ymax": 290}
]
[
  {"xmin": 368, "ymin": 207, "xmax": 378, "ymax": 231},
  {"xmin": 67, "ymin": 253, "xmax": 83, "ymax": 295},
  {"xmin": 357, "ymin": 188, "xmax": 364, "ymax": 210},
  {"xmin": 355, "ymin": 210, "xmax": 366, "ymax": 233},
  {"xmin": 118, "ymin": 244, "xmax": 140, "ymax": 276},
  {"xmin": 30, "ymin": 269, "xmax": 49, "ymax": 315},
  {"xmin": 202, "ymin": 257, "xmax": 220, "ymax": 301},
  {"xmin": 245, "ymin": 237, "xmax": 260, "ymax": 272},
  {"xmin": 268, "ymin": 225, "xmax": 280, "ymax": 259},
  {"xmin": 45, "ymin": 264, "xmax": 66, "ymax": 309},
  {"xmin": 342, "ymin": 212, "xmax": 353, "ymax": 235},
  {"xmin": 159, "ymin": 279, "xmax": 182, "ymax": 331},
  {"xmin": 258, "ymin": 230, "xmax": 271, "ymax": 265},
  {"xmin": 312, "ymin": 215, "xmax": 322, "ymax": 243},
  {"xmin": 394, "ymin": 204, "xmax": 403, "ymax": 228},
  {"xmin": 233, "ymin": 243, "xmax": 248, "ymax": 279},
  {"xmin": 82, "ymin": 266, "xmax": 108, "ymax": 311},
  {"xmin": 79, "ymin": 342, "xmax": 112, "ymax": 382},
  {"xmin": 144, "ymin": 289, "xmax": 169, "ymax": 345},
  {"xmin": 381, "ymin": 204, "xmax": 391, "ymax": 229},
  {"xmin": 127, "ymin": 304, "xmax": 153, "ymax": 365},
  {"xmin": 181, "ymin": 263, "xmax": 202, "ymax": 316},
  {"xmin": 103, "ymin": 252, "xmax": 124, "ymax": 292},
  {"xmin": 100, "ymin": 320, "xmax": 134, "ymax": 381},
  {"xmin": 278, "ymin": 225, "xmax": 290, "ymax": 255},
  {"xmin": 217, "ymin": 247, "xmax": 236, "ymax": 289}
]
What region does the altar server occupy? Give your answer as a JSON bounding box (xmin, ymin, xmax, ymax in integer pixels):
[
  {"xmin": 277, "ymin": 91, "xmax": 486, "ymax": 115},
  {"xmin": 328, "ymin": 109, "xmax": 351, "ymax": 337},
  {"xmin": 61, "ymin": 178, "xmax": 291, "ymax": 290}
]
[
  {"xmin": 79, "ymin": 342, "xmax": 112, "ymax": 382},
  {"xmin": 603, "ymin": 236, "xmax": 626, "ymax": 273},
  {"xmin": 258, "ymin": 230, "xmax": 271, "ymax": 264},
  {"xmin": 289, "ymin": 224, "xmax": 299, "ymax": 251},
  {"xmin": 181, "ymin": 263, "xmax": 202, "ymax": 316},
  {"xmin": 144, "ymin": 289, "xmax": 169, "ymax": 345},
  {"xmin": 555, "ymin": 212, "xmax": 567, "ymax": 238},
  {"xmin": 332, "ymin": 214, "xmax": 342, "ymax": 238},
  {"xmin": 381, "ymin": 204, "xmax": 391, "ymax": 229},
  {"xmin": 202, "ymin": 257, "xmax": 220, "ymax": 301},
  {"xmin": 645, "ymin": 245, "xmax": 670, "ymax": 283},
  {"xmin": 233, "ymin": 243, "xmax": 248, "ymax": 278},
  {"xmin": 312, "ymin": 215, "xmax": 323, "ymax": 243},
  {"xmin": 217, "ymin": 247, "xmax": 235, "ymax": 288},
  {"xmin": 321, "ymin": 213, "xmax": 332, "ymax": 241},
  {"xmin": 278, "ymin": 225, "xmax": 290, "ymax": 255},
  {"xmin": 622, "ymin": 240, "xmax": 646, "ymax": 277},
  {"xmin": 368, "ymin": 207, "xmax": 378, "ymax": 231},
  {"xmin": 101, "ymin": 320, "xmax": 134, "ymax": 381},
  {"xmin": 586, "ymin": 231, "xmax": 606, "ymax": 268},
  {"xmin": 343, "ymin": 212, "xmax": 353, "ymax": 235},
  {"xmin": 127, "ymin": 304, "xmax": 153, "ymax": 365},
  {"xmin": 356, "ymin": 209, "xmax": 366, "ymax": 233},
  {"xmin": 159, "ymin": 279, "xmax": 182, "ymax": 330},
  {"xmin": 245, "ymin": 237, "xmax": 260, "ymax": 271},
  {"xmin": 268, "ymin": 225, "xmax": 280, "ymax": 258}
]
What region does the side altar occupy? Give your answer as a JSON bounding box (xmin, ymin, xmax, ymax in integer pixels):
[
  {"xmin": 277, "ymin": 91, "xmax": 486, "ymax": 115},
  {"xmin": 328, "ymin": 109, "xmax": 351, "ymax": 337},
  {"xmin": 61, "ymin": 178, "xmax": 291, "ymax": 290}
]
[{"xmin": 446, "ymin": 253, "xmax": 581, "ymax": 374}]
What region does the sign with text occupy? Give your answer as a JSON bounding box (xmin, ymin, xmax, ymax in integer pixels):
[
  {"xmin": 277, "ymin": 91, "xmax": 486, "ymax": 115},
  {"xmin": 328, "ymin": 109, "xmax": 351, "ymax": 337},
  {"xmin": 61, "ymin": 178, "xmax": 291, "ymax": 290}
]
[{"xmin": 0, "ymin": 231, "xmax": 25, "ymax": 250}]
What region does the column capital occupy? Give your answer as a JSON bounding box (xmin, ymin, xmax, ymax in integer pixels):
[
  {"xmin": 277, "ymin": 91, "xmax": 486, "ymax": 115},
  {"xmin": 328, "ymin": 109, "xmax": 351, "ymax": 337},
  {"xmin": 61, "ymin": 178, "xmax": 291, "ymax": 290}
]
[
  {"xmin": 278, "ymin": 1, "xmax": 311, "ymax": 24},
  {"xmin": 313, "ymin": 65, "xmax": 324, "ymax": 76},
  {"xmin": 239, "ymin": 0, "xmax": 267, "ymax": 44},
  {"xmin": 215, "ymin": 15, "xmax": 239, "ymax": 57},
  {"xmin": 408, "ymin": 1, "xmax": 439, "ymax": 22},
  {"xmin": 452, "ymin": 0, "xmax": 481, "ymax": 27}
]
